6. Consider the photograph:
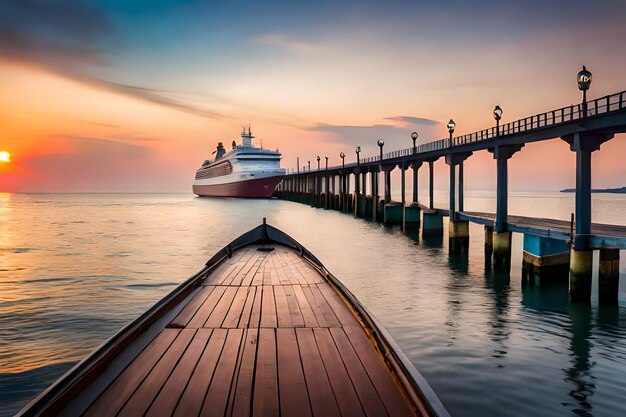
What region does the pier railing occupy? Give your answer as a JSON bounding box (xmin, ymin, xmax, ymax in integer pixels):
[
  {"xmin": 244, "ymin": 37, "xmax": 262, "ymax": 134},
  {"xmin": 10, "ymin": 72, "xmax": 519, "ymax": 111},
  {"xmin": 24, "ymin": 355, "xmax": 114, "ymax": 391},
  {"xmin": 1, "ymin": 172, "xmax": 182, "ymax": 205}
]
[{"xmin": 358, "ymin": 91, "xmax": 626, "ymax": 164}]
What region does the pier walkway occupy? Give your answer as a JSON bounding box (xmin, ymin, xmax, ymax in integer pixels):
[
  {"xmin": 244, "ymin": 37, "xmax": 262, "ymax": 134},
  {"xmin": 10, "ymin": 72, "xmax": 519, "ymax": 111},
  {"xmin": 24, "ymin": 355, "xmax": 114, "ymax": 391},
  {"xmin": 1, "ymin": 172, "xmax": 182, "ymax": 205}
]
[
  {"xmin": 80, "ymin": 245, "xmax": 420, "ymax": 417},
  {"xmin": 275, "ymin": 85, "xmax": 626, "ymax": 305},
  {"xmin": 457, "ymin": 211, "xmax": 626, "ymax": 250}
]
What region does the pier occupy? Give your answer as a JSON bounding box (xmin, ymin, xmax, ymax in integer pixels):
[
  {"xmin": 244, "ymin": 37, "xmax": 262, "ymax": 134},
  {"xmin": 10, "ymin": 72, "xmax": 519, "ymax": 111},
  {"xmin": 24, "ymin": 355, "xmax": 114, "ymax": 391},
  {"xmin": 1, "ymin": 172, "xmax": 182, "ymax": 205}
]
[{"xmin": 275, "ymin": 85, "xmax": 626, "ymax": 306}]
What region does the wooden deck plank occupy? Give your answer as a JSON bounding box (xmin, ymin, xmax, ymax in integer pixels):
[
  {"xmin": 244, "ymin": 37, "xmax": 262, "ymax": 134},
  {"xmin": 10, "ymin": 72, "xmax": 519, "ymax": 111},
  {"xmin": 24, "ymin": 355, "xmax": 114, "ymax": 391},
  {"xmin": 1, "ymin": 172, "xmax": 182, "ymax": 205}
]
[
  {"xmin": 248, "ymin": 285, "xmax": 263, "ymax": 328},
  {"xmin": 253, "ymin": 328, "xmax": 279, "ymax": 417},
  {"xmin": 220, "ymin": 248, "xmax": 256, "ymax": 285},
  {"xmin": 274, "ymin": 285, "xmax": 293, "ymax": 328},
  {"xmin": 205, "ymin": 286, "xmax": 239, "ymax": 328},
  {"xmin": 200, "ymin": 329, "xmax": 244, "ymax": 417},
  {"xmin": 228, "ymin": 251, "xmax": 265, "ymax": 286},
  {"xmin": 187, "ymin": 286, "xmax": 227, "ymax": 328},
  {"xmin": 263, "ymin": 261, "xmax": 272, "ymax": 286},
  {"xmin": 229, "ymin": 329, "xmax": 259, "ymax": 417},
  {"xmin": 260, "ymin": 285, "xmax": 277, "ymax": 328},
  {"xmin": 241, "ymin": 253, "xmax": 265, "ymax": 287},
  {"xmin": 145, "ymin": 329, "xmax": 212, "ymax": 417},
  {"xmin": 342, "ymin": 325, "xmax": 416, "ymax": 417},
  {"xmin": 309, "ymin": 284, "xmax": 341, "ymax": 327},
  {"xmin": 205, "ymin": 248, "xmax": 252, "ymax": 285},
  {"xmin": 277, "ymin": 328, "xmax": 312, "ymax": 417},
  {"xmin": 173, "ymin": 329, "xmax": 228, "ymax": 417},
  {"xmin": 301, "ymin": 285, "xmax": 330, "ymax": 327},
  {"xmin": 270, "ymin": 254, "xmax": 290, "ymax": 286},
  {"xmin": 292, "ymin": 285, "xmax": 319, "ymax": 327},
  {"xmin": 296, "ymin": 328, "xmax": 341, "ymax": 417},
  {"xmin": 206, "ymin": 263, "xmax": 238, "ymax": 286},
  {"xmin": 117, "ymin": 329, "xmax": 196, "ymax": 417},
  {"xmin": 83, "ymin": 329, "xmax": 179, "ymax": 417},
  {"xmin": 169, "ymin": 286, "xmax": 215, "ymax": 328},
  {"xmin": 223, "ymin": 286, "xmax": 253, "ymax": 328},
  {"xmin": 313, "ymin": 328, "xmax": 366, "ymax": 417},
  {"xmin": 283, "ymin": 285, "xmax": 305, "ymax": 327},
  {"xmin": 329, "ymin": 327, "xmax": 388, "ymax": 417},
  {"xmin": 317, "ymin": 283, "xmax": 356, "ymax": 326},
  {"xmin": 251, "ymin": 262, "xmax": 265, "ymax": 286}
]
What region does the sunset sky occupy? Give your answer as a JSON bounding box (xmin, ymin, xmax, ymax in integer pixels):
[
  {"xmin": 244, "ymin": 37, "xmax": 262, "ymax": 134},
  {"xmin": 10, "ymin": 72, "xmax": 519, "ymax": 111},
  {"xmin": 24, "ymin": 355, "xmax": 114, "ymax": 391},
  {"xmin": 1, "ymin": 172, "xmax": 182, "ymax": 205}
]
[{"xmin": 0, "ymin": 0, "xmax": 625, "ymax": 192}]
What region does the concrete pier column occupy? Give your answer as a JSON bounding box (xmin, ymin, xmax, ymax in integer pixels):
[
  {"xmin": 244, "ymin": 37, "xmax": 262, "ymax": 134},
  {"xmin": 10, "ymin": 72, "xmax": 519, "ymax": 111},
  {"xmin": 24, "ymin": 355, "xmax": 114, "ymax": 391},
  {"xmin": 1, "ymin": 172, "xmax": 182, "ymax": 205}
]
[
  {"xmin": 448, "ymin": 160, "xmax": 456, "ymax": 221},
  {"xmin": 569, "ymin": 249, "xmax": 593, "ymax": 303},
  {"xmin": 401, "ymin": 163, "xmax": 406, "ymax": 230},
  {"xmin": 371, "ymin": 170, "xmax": 379, "ymax": 222},
  {"xmin": 324, "ymin": 175, "xmax": 330, "ymax": 210},
  {"xmin": 422, "ymin": 211, "xmax": 443, "ymax": 235},
  {"xmin": 449, "ymin": 220, "xmax": 469, "ymax": 254},
  {"xmin": 360, "ymin": 172, "xmax": 367, "ymax": 218},
  {"xmin": 560, "ymin": 132, "xmax": 613, "ymax": 247},
  {"xmin": 484, "ymin": 226, "xmax": 493, "ymax": 270},
  {"xmin": 343, "ymin": 173, "xmax": 352, "ymax": 213},
  {"xmin": 412, "ymin": 161, "xmax": 422, "ymax": 204},
  {"xmin": 493, "ymin": 231, "xmax": 512, "ymax": 271},
  {"xmin": 445, "ymin": 152, "xmax": 472, "ymax": 252},
  {"xmin": 488, "ymin": 144, "xmax": 524, "ymax": 233},
  {"xmin": 428, "ymin": 160, "xmax": 435, "ymax": 210},
  {"xmin": 381, "ymin": 165, "xmax": 395, "ymax": 224},
  {"xmin": 458, "ymin": 162, "xmax": 464, "ymax": 212},
  {"xmin": 599, "ymin": 248, "xmax": 619, "ymax": 306},
  {"xmin": 385, "ymin": 169, "xmax": 391, "ymax": 202},
  {"xmin": 353, "ymin": 171, "xmax": 360, "ymax": 217}
]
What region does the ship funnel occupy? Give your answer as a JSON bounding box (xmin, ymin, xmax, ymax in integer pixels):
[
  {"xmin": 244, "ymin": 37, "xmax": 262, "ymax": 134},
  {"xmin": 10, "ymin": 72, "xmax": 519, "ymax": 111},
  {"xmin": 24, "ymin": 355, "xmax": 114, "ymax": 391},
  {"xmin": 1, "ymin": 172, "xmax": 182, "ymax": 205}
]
[{"xmin": 215, "ymin": 142, "xmax": 226, "ymax": 160}]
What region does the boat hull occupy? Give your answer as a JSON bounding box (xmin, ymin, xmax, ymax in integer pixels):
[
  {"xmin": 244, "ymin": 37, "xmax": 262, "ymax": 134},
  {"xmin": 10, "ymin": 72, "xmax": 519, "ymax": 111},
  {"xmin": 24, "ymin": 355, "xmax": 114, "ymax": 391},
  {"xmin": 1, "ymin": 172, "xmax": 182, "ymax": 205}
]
[{"xmin": 193, "ymin": 175, "xmax": 283, "ymax": 198}]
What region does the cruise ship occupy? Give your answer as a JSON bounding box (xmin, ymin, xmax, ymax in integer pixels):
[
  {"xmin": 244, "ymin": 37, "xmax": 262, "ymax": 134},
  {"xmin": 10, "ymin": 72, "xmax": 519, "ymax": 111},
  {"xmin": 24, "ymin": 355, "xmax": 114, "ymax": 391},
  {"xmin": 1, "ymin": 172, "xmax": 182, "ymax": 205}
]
[{"xmin": 193, "ymin": 127, "xmax": 286, "ymax": 198}]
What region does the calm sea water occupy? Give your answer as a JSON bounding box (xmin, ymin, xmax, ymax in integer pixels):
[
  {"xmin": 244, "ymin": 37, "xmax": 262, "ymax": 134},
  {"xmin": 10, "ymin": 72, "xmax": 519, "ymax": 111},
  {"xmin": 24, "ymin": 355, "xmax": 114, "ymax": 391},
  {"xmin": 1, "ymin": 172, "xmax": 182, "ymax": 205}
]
[{"xmin": 0, "ymin": 192, "xmax": 625, "ymax": 417}]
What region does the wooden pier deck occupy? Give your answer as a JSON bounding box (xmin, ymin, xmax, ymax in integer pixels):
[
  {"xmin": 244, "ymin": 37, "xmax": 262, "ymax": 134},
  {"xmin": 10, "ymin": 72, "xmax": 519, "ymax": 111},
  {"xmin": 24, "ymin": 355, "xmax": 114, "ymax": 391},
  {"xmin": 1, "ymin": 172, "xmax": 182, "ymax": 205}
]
[
  {"xmin": 457, "ymin": 211, "xmax": 626, "ymax": 249},
  {"xmin": 77, "ymin": 245, "xmax": 421, "ymax": 417}
]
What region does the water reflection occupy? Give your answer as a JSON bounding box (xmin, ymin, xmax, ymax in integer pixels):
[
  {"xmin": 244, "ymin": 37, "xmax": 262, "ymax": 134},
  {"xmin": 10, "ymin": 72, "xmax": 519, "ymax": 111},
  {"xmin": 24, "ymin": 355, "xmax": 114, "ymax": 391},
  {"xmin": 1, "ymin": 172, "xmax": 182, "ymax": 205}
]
[
  {"xmin": 565, "ymin": 305, "xmax": 595, "ymax": 417},
  {"xmin": 485, "ymin": 270, "xmax": 511, "ymax": 363},
  {"xmin": 522, "ymin": 281, "xmax": 598, "ymax": 416}
]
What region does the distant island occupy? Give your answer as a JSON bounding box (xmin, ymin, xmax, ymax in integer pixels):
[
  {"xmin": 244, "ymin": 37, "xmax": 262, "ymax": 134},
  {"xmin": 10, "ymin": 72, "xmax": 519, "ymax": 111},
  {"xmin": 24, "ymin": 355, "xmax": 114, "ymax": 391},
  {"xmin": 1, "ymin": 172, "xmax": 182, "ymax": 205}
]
[{"xmin": 560, "ymin": 186, "xmax": 626, "ymax": 194}]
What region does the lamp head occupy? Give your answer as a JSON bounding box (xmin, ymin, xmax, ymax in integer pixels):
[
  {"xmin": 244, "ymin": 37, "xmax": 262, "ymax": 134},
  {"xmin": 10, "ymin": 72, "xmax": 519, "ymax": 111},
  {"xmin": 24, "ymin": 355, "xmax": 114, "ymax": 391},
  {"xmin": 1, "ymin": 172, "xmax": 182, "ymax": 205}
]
[
  {"xmin": 411, "ymin": 131, "xmax": 418, "ymax": 140},
  {"xmin": 493, "ymin": 105, "xmax": 503, "ymax": 121},
  {"xmin": 377, "ymin": 139, "xmax": 385, "ymax": 148},
  {"xmin": 317, "ymin": 156, "xmax": 320, "ymax": 162},
  {"xmin": 340, "ymin": 151, "xmax": 345, "ymax": 158},
  {"xmin": 447, "ymin": 119, "xmax": 456, "ymax": 134},
  {"xmin": 356, "ymin": 146, "xmax": 361, "ymax": 153},
  {"xmin": 577, "ymin": 65, "xmax": 592, "ymax": 91}
]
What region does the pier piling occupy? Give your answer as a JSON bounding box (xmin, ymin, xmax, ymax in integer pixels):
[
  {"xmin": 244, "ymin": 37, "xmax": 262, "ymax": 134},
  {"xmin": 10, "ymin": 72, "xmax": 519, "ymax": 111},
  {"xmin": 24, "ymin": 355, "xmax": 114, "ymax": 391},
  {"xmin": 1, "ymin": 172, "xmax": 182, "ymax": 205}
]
[{"xmin": 599, "ymin": 248, "xmax": 620, "ymax": 306}]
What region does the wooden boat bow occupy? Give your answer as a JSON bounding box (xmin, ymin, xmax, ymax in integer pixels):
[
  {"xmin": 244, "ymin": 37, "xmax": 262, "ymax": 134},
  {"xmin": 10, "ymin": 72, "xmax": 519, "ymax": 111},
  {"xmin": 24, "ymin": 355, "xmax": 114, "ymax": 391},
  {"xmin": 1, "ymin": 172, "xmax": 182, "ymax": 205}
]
[{"xmin": 18, "ymin": 219, "xmax": 450, "ymax": 417}]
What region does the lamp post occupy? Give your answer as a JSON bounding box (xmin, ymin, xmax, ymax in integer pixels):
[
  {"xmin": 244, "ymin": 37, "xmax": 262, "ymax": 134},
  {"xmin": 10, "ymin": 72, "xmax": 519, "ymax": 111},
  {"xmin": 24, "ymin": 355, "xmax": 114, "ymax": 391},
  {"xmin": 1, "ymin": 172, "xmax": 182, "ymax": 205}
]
[
  {"xmin": 340, "ymin": 152, "xmax": 345, "ymax": 168},
  {"xmin": 316, "ymin": 156, "xmax": 320, "ymax": 171},
  {"xmin": 447, "ymin": 119, "xmax": 456, "ymax": 147},
  {"xmin": 411, "ymin": 132, "xmax": 418, "ymax": 154},
  {"xmin": 493, "ymin": 105, "xmax": 503, "ymax": 137},
  {"xmin": 577, "ymin": 65, "xmax": 592, "ymax": 120},
  {"xmin": 308, "ymin": 160, "xmax": 310, "ymax": 172},
  {"xmin": 356, "ymin": 146, "xmax": 361, "ymax": 166},
  {"xmin": 377, "ymin": 139, "xmax": 384, "ymax": 161},
  {"xmin": 325, "ymin": 156, "xmax": 328, "ymax": 170}
]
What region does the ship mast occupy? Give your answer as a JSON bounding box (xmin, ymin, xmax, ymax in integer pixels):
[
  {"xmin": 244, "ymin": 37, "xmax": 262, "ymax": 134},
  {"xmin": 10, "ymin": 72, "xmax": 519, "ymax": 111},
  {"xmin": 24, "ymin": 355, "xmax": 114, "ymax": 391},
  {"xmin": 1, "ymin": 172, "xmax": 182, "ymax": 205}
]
[{"xmin": 241, "ymin": 124, "xmax": 254, "ymax": 147}]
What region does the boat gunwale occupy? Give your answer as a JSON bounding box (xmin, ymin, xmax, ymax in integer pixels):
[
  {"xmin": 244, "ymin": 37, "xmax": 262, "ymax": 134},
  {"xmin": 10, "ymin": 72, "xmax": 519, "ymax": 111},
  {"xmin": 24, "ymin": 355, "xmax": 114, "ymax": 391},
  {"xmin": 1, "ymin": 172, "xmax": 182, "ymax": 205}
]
[{"xmin": 17, "ymin": 220, "xmax": 449, "ymax": 417}]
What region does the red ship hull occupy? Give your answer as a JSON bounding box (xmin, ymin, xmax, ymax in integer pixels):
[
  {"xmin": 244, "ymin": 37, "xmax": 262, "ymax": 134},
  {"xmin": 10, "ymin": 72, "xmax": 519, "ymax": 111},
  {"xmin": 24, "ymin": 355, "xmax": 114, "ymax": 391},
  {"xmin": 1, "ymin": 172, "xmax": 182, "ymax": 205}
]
[{"xmin": 193, "ymin": 175, "xmax": 284, "ymax": 198}]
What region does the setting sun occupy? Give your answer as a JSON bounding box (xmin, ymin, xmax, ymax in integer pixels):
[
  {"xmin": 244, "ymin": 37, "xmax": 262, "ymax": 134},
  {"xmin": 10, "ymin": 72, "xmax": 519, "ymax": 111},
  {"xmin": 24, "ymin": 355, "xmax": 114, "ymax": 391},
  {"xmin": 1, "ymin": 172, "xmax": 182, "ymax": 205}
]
[{"xmin": 0, "ymin": 151, "xmax": 11, "ymax": 163}]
